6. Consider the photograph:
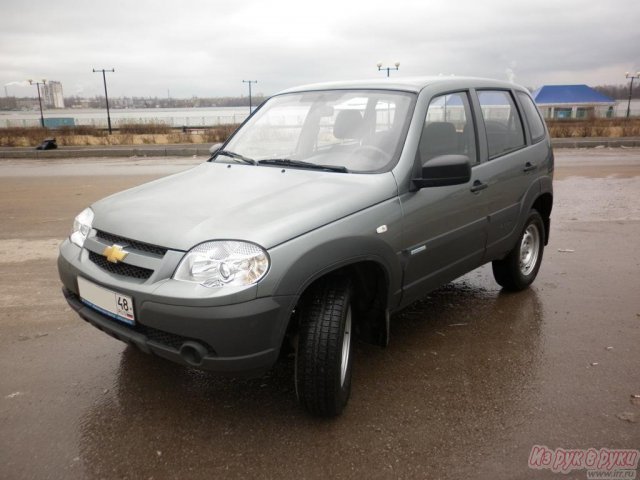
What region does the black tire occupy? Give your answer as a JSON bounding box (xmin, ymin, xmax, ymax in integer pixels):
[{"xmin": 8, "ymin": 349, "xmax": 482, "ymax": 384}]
[
  {"xmin": 295, "ymin": 277, "xmax": 354, "ymax": 417},
  {"xmin": 492, "ymin": 209, "xmax": 545, "ymax": 292}
]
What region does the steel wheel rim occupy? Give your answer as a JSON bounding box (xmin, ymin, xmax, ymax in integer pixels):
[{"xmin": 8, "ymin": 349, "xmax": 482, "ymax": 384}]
[
  {"xmin": 340, "ymin": 307, "xmax": 352, "ymax": 387},
  {"xmin": 519, "ymin": 224, "xmax": 540, "ymax": 276}
]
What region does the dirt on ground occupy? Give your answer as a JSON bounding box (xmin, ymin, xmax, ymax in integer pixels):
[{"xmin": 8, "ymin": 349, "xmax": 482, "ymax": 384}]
[{"xmin": 0, "ymin": 149, "xmax": 639, "ymax": 480}]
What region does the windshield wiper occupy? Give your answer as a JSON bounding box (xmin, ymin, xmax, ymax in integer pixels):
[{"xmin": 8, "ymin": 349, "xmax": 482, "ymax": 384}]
[
  {"xmin": 257, "ymin": 158, "xmax": 348, "ymax": 173},
  {"xmin": 216, "ymin": 150, "xmax": 256, "ymax": 165}
]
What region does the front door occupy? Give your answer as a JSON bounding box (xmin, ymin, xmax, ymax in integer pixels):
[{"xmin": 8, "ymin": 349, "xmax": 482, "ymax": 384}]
[{"xmin": 399, "ymin": 91, "xmax": 489, "ymax": 306}]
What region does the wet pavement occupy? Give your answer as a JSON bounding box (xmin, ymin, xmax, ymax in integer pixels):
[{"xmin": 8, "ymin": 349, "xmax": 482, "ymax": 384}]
[{"xmin": 1, "ymin": 150, "xmax": 639, "ymax": 479}]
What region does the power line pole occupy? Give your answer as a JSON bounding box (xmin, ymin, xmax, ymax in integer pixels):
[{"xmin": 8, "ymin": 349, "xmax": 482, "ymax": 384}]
[
  {"xmin": 242, "ymin": 80, "xmax": 257, "ymax": 114},
  {"xmin": 625, "ymin": 72, "xmax": 640, "ymax": 119},
  {"xmin": 28, "ymin": 79, "xmax": 47, "ymax": 128},
  {"xmin": 93, "ymin": 68, "xmax": 115, "ymax": 133}
]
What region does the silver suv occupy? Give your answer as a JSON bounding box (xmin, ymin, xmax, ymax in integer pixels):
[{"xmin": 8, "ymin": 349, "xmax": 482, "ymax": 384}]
[{"xmin": 58, "ymin": 77, "xmax": 553, "ymax": 417}]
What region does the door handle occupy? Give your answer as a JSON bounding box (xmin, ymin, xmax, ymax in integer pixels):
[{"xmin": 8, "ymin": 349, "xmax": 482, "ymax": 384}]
[
  {"xmin": 523, "ymin": 162, "xmax": 536, "ymax": 172},
  {"xmin": 470, "ymin": 180, "xmax": 488, "ymax": 193}
]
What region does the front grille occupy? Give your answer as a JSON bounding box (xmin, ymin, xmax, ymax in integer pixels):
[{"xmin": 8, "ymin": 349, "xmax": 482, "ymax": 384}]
[
  {"xmin": 89, "ymin": 251, "xmax": 154, "ymax": 280},
  {"xmin": 95, "ymin": 230, "xmax": 167, "ymax": 257}
]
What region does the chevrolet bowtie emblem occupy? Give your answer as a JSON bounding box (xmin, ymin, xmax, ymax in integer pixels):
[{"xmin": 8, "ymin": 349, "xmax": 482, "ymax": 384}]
[{"xmin": 103, "ymin": 244, "xmax": 128, "ymax": 263}]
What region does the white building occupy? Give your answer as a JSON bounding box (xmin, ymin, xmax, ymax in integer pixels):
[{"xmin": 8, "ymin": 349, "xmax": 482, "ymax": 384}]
[
  {"xmin": 42, "ymin": 81, "xmax": 65, "ymax": 108},
  {"xmin": 532, "ymin": 85, "xmax": 615, "ymax": 119}
]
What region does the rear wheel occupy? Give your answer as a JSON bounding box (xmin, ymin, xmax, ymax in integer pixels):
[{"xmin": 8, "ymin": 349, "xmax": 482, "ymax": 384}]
[
  {"xmin": 492, "ymin": 210, "xmax": 545, "ymax": 291},
  {"xmin": 295, "ymin": 277, "xmax": 353, "ymax": 417}
]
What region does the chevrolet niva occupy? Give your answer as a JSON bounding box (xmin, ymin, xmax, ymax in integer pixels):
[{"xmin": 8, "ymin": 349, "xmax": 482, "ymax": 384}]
[{"xmin": 58, "ymin": 77, "xmax": 553, "ymax": 417}]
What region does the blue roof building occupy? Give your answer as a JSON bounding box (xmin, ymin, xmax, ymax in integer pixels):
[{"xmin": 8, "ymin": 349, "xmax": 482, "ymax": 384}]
[{"xmin": 532, "ymin": 85, "xmax": 615, "ymax": 119}]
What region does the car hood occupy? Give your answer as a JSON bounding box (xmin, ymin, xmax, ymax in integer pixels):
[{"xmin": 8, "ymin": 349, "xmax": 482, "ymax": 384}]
[{"xmin": 91, "ymin": 162, "xmax": 398, "ymax": 251}]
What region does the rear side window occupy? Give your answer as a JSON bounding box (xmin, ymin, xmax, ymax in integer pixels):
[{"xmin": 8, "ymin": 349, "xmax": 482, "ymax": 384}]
[
  {"xmin": 477, "ymin": 90, "xmax": 525, "ymax": 158},
  {"xmin": 516, "ymin": 92, "xmax": 546, "ymax": 143},
  {"xmin": 419, "ymin": 91, "xmax": 477, "ymax": 164}
]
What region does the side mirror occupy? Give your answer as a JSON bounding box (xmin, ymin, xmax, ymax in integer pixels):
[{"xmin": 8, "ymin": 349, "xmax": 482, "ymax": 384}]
[
  {"xmin": 209, "ymin": 142, "xmax": 223, "ymax": 156},
  {"xmin": 412, "ymin": 154, "xmax": 471, "ymax": 189}
]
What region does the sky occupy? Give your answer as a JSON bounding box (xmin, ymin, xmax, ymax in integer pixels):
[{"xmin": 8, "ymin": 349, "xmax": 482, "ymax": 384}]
[{"xmin": 1, "ymin": 0, "xmax": 639, "ymax": 99}]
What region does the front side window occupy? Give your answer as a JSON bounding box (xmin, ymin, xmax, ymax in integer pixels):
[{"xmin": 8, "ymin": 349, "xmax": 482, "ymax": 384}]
[
  {"xmin": 418, "ymin": 91, "xmax": 477, "ymax": 164},
  {"xmin": 217, "ymin": 90, "xmax": 415, "ymax": 173},
  {"xmin": 477, "ymin": 90, "xmax": 525, "ymax": 158}
]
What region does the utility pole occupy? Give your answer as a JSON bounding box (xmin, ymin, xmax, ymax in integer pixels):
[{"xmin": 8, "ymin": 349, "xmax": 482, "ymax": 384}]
[
  {"xmin": 377, "ymin": 62, "xmax": 400, "ymax": 77},
  {"xmin": 242, "ymin": 80, "xmax": 257, "ymax": 114},
  {"xmin": 28, "ymin": 79, "xmax": 46, "ymax": 128},
  {"xmin": 625, "ymin": 72, "xmax": 640, "ymax": 119},
  {"xmin": 93, "ymin": 68, "xmax": 115, "ymax": 133}
]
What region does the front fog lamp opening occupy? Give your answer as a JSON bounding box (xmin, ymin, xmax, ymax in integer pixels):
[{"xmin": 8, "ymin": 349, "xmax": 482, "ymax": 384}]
[
  {"xmin": 174, "ymin": 241, "xmax": 269, "ymax": 288},
  {"xmin": 70, "ymin": 207, "xmax": 94, "ymax": 247}
]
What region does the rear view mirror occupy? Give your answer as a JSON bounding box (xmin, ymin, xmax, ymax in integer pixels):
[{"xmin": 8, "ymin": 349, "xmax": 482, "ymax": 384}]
[
  {"xmin": 309, "ymin": 104, "xmax": 335, "ymax": 117},
  {"xmin": 412, "ymin": 154, "xmax": 471, "ymax": 189}
]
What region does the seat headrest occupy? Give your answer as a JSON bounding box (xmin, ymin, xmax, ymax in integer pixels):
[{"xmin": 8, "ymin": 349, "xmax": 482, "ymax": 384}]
[
  {"xmin": 333, "ymin": 110, "xmax": 364, "ymax": 139},
  {"xmin": 423, "ymin": 121, "xmax": 456, "ymax": 139},
  {"xmin": 420, "ymin": 122, "xmax": 458, "ymax": 161}
]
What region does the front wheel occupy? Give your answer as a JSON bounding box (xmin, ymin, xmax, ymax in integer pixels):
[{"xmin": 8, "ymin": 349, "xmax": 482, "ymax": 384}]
[
  {"xmin": 295, "ymin": 277, "xmax": 354, "ymax": 417},
  {"xmin": 492, "ymin": 210, "xmax": 545, "ymax": 291}
]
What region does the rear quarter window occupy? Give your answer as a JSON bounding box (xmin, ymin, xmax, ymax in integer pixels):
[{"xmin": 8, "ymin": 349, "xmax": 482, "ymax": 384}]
[{"xmin": 516, "ymin": 92, "xmax": 546, "ymax": 143}]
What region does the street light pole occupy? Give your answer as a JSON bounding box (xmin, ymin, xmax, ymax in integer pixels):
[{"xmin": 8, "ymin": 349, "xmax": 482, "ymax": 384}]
[
  {"xmin": 625, "ymin": 72, "xmax": 640, "ymax": 119},
  {"xmin": 377, "ymin": 62, "xmax": 400, "ymax": 77},
  {"xmin": 242, "ymin": 80, "xmax": 258, "ymax": 114},
  {"xmin": 93, "ymin": 68, "xmax": 115, "ymax": 133},
  {"xmin": 28, "ymin": 79, "xmax": 46, "ymax": 128}
]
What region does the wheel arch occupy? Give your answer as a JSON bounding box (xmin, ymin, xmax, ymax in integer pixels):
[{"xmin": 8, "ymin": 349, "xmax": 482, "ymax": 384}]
[
  {"xmin": 531, "ymin": 192, "xmax": 553, "ymax": 245},
  {"xmin": 287, "ymin": 259, "xmax": 391, "ymax": 348}
]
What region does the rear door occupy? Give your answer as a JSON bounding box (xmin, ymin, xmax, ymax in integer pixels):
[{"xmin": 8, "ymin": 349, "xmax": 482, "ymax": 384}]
[{"xmin": 471, "ymin": 89, "xmax": 534, "ymax": 260}]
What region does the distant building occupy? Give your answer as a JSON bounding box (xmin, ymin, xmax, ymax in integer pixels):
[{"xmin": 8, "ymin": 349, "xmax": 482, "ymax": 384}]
[
  {"xmin": 532, "ymin": 85, "xmax": 614, "ymax": 119},
  {"xmin": 42, "ymin": 81, "xmax": 65, "ymax": 108}
]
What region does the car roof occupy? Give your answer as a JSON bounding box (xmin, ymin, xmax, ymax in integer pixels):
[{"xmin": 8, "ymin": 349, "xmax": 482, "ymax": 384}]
[{"xmin": 277, "ymin": 76, "xmax": 524, "ymax": 95}]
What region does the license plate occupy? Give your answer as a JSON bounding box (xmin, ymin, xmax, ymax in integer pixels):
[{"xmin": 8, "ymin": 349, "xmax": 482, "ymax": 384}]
[{"xmin": 78, "ymin": 277, "xmax": 135, "ymax": 325}]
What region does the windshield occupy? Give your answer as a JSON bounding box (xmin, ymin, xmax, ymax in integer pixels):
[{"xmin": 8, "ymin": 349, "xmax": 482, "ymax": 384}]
[{"xmin": 214, "ymin": 89, "xmax": 415, "ymax": 173}]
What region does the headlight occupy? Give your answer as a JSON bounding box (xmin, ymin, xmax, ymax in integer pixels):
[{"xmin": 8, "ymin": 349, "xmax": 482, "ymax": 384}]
[
  {"xmin": 70, "ymin": 207, "xmax": 94, "ymax": 247},
  {"xmin": 173, "ymin": 240, "xmax": 269, "ymax": 288}
]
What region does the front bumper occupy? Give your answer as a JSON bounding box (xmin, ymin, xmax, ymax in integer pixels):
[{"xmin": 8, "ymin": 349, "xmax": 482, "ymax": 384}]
[{"xmin": 58, "ymin": 240, "xmax": 295, "ymax": 376}]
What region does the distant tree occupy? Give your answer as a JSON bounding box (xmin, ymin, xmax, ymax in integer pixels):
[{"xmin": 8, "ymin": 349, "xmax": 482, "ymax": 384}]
[
  {"xmin": 593, "ymin": 84, "xmax": 640, "ymax": 100},
  {"xmin": 0, "ymin": 97, "xmax": 18, "ymax": 110}
]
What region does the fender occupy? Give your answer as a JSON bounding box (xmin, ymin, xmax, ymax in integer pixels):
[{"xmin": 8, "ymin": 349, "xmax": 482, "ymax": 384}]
[
  {"xmin": 258, "ymin": 200, "xmax": 404, "ymax": 348},
  {"xmin": 264, "ymin": 234, "xmax": 401, "ymax": 307},
  {"xmin": 512, "ymin": 174, "xmax": 554, "ymax": 249}
]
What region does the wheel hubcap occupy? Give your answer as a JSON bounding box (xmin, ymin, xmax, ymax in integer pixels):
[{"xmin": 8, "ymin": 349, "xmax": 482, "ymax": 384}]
[
  {"xmin": 519, "ymin": 224, "xmax": 540, "ymax": 276},
  {"xmin": 340, "ymin": 307, "xmax": 352, "ymax": 387}
]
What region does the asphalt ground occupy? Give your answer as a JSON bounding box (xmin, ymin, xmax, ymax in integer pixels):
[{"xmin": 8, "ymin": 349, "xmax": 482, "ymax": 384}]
[{"xmin": 0, "ymin": 149, "xmax": 639, "ymax": 479}]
